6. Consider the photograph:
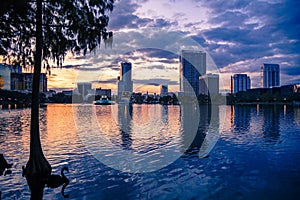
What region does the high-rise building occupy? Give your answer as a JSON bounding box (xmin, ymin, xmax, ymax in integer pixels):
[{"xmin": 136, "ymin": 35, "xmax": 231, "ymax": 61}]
[
  {"xmin": 199, "ymin": 73, "xmax": 219, "ymax": 96},
  {"xmin": 0, "ymin": 64, "xmax": 11, "ymax": 90},
  {"xmin": 11, "ymin": 73, "xmax": 24, "ymax": 90},
  {"xmin": 95, "ymin": 88, "xmax": 111, "ymax": 99},
  {"xmin": 0, "ymin": 64, "xmax": 48, "ymax": 92},
  {"xmin": 180, "ymin": 50, "xmax": 206, "ymax": 96},
  {"xmin": 118, "ymin": 62, "xmax": 133, "ymax": 97},
  {"xmin": 77, "ymin": 82, "xmax": 92, "ymax": 96},
  {"xmin": 22, "ymin": 73, "xmax": 47, "ymax": 92},
  {"xmin": 261, "ymin": 63, "xmax": 280, "ymax": 88},
  {"xmin": 160, "ymin": 85, "xmax": 168, "ymax": 97},
  {"xmin": 231, "ymin": 74, "xmax": 251, "ymax": 94}
]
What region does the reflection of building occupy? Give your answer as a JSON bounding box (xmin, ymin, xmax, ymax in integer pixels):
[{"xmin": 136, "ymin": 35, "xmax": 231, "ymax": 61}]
[
  {"xmin": 180, "ymin": 50, "xmax": 206, "ymax": 96},
  {"xmin": 117, "ymin": 104, "xmax": 133, "ymax": 150},
  {"xmin": 77, "ymin": 82, "xmax": 92, "ymax": 96},
  {"xmin": 233, "ymin": 105, "xmax": 251, "ymax": 131},
  {"xmin": 261, "ymin": 63, "xmax": 280, "ymax": 88},
  {"xmin": 199, "ymin": 73, "xmax": 219, "ymax": 96},
  {"xmin": 160, "ymin": 85, "xmax": 168, "ymax": 96},
  {"xmin": 231, "ymin": 74, "xmax": 251, "ymax": 94},
  {"xmin": 198, "ymin": 105, "xmax": 219, "ymax": 158},
  {"xmin": 117, "ymin": 62, "xmax": 133, "ymax": 98},
  {"xmin": 262, "ymin": 105, "xmax": 280, "ymax": 141}
]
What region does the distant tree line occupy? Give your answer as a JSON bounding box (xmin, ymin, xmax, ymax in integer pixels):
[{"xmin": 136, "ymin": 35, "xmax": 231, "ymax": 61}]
[{"xmin": 227, "ymin": 89, "xmax": 300, "ymax": 104}]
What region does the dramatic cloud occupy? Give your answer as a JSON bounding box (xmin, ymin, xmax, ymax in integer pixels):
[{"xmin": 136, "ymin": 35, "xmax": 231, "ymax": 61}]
[
  {"xmin": 49, "ymin": 0, "xmax": 300, "ymax": 92},
  {"xmin": 108, "ymin": 1, "xmax": 177, "ymax": 30},
  {"xmin": 134, "ymin": 78, "xmax": 178, "ymax": 86},
  {"xmin": 193, "ymin": 0, "xmax": 300, "ymax": 89},
  {"xmin": 92, "ymin": 78, "xmax": 117, "ymax": 84}
]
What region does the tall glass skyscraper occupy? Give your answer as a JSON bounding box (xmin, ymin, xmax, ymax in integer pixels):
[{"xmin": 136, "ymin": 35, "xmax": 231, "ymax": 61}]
[
  {"xmin": 118, "ymin": 62, "xmax": 133, "ymax": 97},
  {"xmin": 231, "ymin": 74, "xmax": 251, "ymax": 94},
  {"xmin": 261, "ymin": 63, "xmax": 280, "ymax": 88},
  {"xmin": 179, "ymin": 50, "xmax": 206, "ymax": 96}
]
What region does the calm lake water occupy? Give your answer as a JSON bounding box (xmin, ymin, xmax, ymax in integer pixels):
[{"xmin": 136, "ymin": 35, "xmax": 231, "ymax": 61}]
[{"xmin": 0, "ymin": 104, "xmax": 300, "ymax": 199}]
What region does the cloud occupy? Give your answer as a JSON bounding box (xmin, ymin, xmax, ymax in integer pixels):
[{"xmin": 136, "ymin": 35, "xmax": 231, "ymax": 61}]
[
  {"xmin": 281, "ymin": 66, "xmax": 300, "ymax": 76},
  {"xmin": 134, "ymin": 78, "xmax": 178, "ymax": 86},
  {"xmin": 62, "ymin": 64, "xmax": 81, "ymax": 69},
  {"xmin": 108, "ymin": 0, "xmax": 177, "ymax": 30},
  {"xmin": 140, "ymin": 48, "xmax": 178, "ymax": 59},
  {"xmin": 91, "ymin": 78, "xmax": 117, "ymax": 84},
  {"xmin": 196, "ymin": 0, "xmax": 300, "ymax": 85},
  {"xmin": 50, "ymin": 0, "xmax": 300, "ymax": 90},
  {"xmin": 139, "ymin": 65, "xmax": 166, "ymax": 70},
  {"xmin": 62, "ymin": 64, "xmax": 91, "ymax": 69}
]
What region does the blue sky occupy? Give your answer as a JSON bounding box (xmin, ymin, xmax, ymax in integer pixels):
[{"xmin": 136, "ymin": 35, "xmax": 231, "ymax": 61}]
[{"xmin": 48, "ymin": 0, "xmax": 300, "ymax": 93}]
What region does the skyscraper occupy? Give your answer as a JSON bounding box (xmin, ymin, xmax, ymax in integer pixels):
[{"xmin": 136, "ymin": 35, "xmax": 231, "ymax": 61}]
[
  {"xmin": 77, "ymin": 82, "xmax": 92, "ymax": 96},
  {"xmin": 0, "ymin": 64, "xmax": 11, "ymax": 90},
  {"xmin": 261, "ymin": 63, "xmax": 280, "ymax": 88},
  {"xmin": 199, "ymin": 73, "xmax": 219, "ymax": 96},
  {"xmin": 160, "ymin": 85, "xmax": 168, "ymax": 97},
  {"xmin": 118, "ymin": 62, "xmax": 133, "ymax": 97},
  {"xmin": 180, "ymin": 50, "xmax": 206, "ymax": 96},
  {"xmin": 231, "ymin": 74, "xmax": 251, "ymax": 94}
]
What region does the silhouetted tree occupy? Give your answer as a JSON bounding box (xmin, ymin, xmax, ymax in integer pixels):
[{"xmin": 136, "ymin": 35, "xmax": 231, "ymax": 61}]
[{"xmin": 0, "ymin": 0, "xmax": 114, "ymax": 199}]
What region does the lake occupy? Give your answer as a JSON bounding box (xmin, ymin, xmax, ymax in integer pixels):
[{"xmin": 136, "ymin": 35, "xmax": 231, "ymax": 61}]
[{"xmin": 0, "ymin": 104, "xmax": 300, "ymax": 199}]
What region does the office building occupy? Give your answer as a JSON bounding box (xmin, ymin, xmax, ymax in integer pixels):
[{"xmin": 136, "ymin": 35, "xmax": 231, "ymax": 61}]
[
  {"xmin": 11, "ymin": 73, "xmax": 24, "ymax": 90},
  {"xmin": 77, "ymin": 82, "xmax": 92, "ymax": 96},
  {"xmin": 261, "ymin": 63, "xmax": 280, "ymax": 88},
  {"xmin": 179, "ymin": 50, "xmax": 206, "ymax": 96},
  {"xmin": 231, "ymin": 74, "xmax": 251, "ymax": 94},
  {"xmin": 199, "ymin": 73, "xmax": 219, "ymax": 96},
  {"xmin": 23, "ymin": 73, "xmax": 47, "ymax": 93},
  {"xmin": 95, "ymin": 88, "xmax": 111, "ymax": 99},
  {"xmin": 0, "ymin": 64, "xmax": 11, "ymax": 90},
  {"xmin": 160, "ymin": 85, "xmax": 168, "ymax": 97},
  {"xmin": 118, "ymin": 62, "xmax": 133, "ymax": 97},
  {"xmin": 0, "ymin": 64, "xmax": 48, "ymax": 92}
]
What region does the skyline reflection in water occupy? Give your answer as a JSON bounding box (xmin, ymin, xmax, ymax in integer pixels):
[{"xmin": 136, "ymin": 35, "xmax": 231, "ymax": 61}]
[
  {"xmin": 76, "ymin": 103, "xmax": 216, "ymax": 173},
  {"xmin": 0, "ymin": 104, "xmax": 300, "ymax": 199}
]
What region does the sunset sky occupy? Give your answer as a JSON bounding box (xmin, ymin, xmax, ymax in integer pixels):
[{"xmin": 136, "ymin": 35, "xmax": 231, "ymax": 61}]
[{"xmin": 48, "ymin": 0, "xmax": 300, "ymax": 94}]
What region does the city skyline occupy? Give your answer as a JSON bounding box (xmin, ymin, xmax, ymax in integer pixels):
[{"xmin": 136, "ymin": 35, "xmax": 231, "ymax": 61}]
[
  {"xmin": 9, "ymin": 0, "xmax": 300, "ymax": 93},
  {"xmin": 0, "ymin": 60, "xmax": 293, "ymax": 96}
]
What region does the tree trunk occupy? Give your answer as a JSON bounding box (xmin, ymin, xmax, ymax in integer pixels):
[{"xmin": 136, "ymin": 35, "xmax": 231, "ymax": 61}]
[{"xmin": 23, "ymin": 0, "xmax": 52, "ymax": 199}]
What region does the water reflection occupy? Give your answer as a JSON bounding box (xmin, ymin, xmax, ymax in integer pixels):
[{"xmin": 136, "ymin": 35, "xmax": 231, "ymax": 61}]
[
  {"xmin": 180, "ymin": 103, "xmax": 200, "ymax": 154},
  {"xmin": 233, "ymin": 105, "xmax": 251, "ymax": 131},
  {"xmin": 261, "ymin": 105, "xmax": 280, "ymax": 142},
  {"xmin": 117, "ymin": 104, "xmax": 133, "ymax": 150},
  {"xmin": 0, "ymin": 104, "xmax": 300, "ymax": 199},
  {"xmin": 90, "ymin": 104, "xmax": 184, "ymax": 172}
]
